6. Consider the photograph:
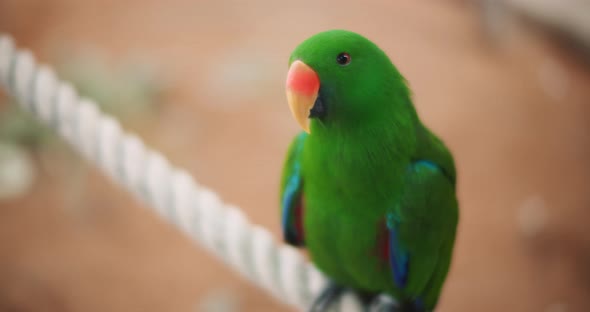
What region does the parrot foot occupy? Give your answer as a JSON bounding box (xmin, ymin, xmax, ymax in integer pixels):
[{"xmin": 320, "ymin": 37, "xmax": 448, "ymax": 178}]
[
  {"xmin": 308, "ymin": 282, "xmax": 345, "ymax": 312},
  {"xmin": 368, "ymin": 294, "xmax": 401, "ymax": 312}
]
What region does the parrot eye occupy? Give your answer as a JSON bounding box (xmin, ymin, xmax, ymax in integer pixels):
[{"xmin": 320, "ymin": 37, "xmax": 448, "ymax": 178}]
[{"xmin": 336, "ymin": 52, "xmax": 351, "ymax": 66}]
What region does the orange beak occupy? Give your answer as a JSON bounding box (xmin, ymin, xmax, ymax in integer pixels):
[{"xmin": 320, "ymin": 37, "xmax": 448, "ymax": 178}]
[{"xmin": 285, "ymin": 60, "xmax": 319, "ymax": 133}]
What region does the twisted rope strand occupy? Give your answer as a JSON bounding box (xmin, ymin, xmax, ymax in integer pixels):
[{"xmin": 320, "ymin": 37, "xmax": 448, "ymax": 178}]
[{"xmin": 0, "ymin": 34, "xmax": 373, "ymax": 311}]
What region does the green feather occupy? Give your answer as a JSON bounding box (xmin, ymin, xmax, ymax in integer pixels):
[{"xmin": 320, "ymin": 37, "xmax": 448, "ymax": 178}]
[{"xmin": 280, "ymin": 30, "xmax": 458, "ymax": 311}]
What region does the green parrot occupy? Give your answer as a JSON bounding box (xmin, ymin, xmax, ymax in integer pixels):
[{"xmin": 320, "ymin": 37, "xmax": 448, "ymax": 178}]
[{"xmin": 280, "ymin": 30, "xmax": 458, "ymax": 312}]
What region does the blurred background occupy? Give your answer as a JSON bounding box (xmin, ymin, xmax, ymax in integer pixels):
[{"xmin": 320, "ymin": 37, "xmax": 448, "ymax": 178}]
[{"xmin": 1, "ymin": 0, "xmax": 590, "ymax": 311}]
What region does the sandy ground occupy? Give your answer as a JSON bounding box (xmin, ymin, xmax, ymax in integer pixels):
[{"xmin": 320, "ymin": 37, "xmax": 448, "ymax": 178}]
[{"xmin": 0, "ymin": 0, "xmax": 590, "ymax": 311}]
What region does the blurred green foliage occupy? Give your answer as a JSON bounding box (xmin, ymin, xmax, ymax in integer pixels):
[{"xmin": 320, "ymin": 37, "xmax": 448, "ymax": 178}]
[
  {"xmin": 58, "ymin": 55, "xmax": 164, "ymax": 118},
  {"xmin": 0, "ymin": 104, "xmax": 52, "ymax": 148},
  {"xmin": 0, "ymin": 53, "xmax": 165, "ymax": 150}
]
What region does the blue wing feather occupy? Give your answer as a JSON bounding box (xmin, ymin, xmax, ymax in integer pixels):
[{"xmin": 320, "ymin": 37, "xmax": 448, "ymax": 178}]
[
  {"xmin": 281, "ymin": 132, "xmax": 307, "ymax": 246},
  {"xmin": 386, "ymin": 213, "xmax": 409, "ymax": 288},
  {"xmin": 386, "ymin": 160, "xmax": 441, "ymax": 289},
  {"xmin": 282, "ymin": 168, "xmax": 303, "ymax": 244}
]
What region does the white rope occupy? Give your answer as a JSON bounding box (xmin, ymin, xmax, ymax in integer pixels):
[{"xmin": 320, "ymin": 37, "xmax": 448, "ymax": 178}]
[{"xmin": 0, "ymin": 34, "xmax": 372, "ymax": 311}]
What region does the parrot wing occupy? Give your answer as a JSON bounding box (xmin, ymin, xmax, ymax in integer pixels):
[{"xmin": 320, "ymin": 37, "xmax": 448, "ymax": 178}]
[
  {"xmin": 385, "ymin": 159, "xmax": 458, "ymax": 308},
  {"xmin": 280, "ymin": 132, "xmax": 307, "ymax": 246}
]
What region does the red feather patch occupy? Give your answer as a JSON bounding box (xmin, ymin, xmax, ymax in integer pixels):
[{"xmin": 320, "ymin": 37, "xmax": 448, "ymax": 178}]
[
  {"xmin": 376, "ymin": 220, "xmax": 390, "ymax": 265},
  {"xmin": 293, "ymin": 195, "xmax": 305, "ymax": 243}
]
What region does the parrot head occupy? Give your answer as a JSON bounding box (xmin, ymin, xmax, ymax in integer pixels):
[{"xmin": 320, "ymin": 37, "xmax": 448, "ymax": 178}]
[{"xmin": 285, "ymin": 30, "xmax": 411, "ymax": 134}]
